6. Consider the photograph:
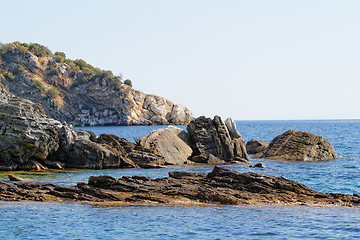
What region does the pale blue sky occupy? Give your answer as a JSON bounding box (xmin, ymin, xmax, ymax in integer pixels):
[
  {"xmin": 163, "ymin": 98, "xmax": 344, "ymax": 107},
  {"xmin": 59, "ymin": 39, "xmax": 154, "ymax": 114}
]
[{"xmin": 1, "ymin": 0, "xmax": 359, "ymax": 120}]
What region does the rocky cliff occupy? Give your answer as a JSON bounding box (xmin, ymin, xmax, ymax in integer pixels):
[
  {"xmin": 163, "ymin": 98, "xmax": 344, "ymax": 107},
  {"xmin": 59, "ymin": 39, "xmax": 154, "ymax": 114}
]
[
  {"xmin": 0, "ymin": 83, "xmax": 165, "ymax": 170},
  {"xmin": 0, "ymin": 42, "xmax": 192, "ymax": 126}
]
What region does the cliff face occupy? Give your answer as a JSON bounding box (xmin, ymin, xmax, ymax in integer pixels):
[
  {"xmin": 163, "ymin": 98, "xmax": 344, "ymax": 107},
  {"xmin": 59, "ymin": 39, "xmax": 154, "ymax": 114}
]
[{"xmin": 0, "ymin": 43, "xmax": 192, "ymax": 125}]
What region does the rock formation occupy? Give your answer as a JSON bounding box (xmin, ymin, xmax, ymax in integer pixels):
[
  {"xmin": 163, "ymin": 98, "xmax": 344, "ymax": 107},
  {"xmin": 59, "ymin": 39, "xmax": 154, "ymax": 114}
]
[
  {"xmin": 0, "ymin": 84, "xmax": 164, "ymax": 170},
  {"xmin": 246, "ymin": 139, "xmax": 269, "ymax": 154},
  {"xmin": 253, "ymin": 130, "xmax": 337, "ymax": 161},
  {"xmin": 137, "ymin": 126, "xmax": 192, "ymax": 165},
  {"xmin": 187, "ymin": 116, "xmax": 249, "ymax": 163},
  {"xmin": 0, "ymin": 43, "xmax": 192, "ymax": 126},
  {"xmin": 0, "ymin": 167, "xmax": 358, "ymax": 207}
]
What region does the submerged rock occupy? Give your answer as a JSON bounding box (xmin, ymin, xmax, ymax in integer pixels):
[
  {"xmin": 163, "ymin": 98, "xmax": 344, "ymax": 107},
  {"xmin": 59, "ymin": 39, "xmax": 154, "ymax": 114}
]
[
  {"xmin": 187, "ymin": 116, "xmax": 249, "ymax": 163},
  {"xmin": 0, "ymin": 167, "xmax": 358, "ymax": 207},
  {"xmin": 246, "ymin": 139, "xmax": 269, "ymax": 154},
  {"xmin": 249, "ymin": 163, "xmax": 265, "ymax": 168},
  {"xmin": 253, "ymin": 130, "xmax": 337, "ymax": 161},
  {"xmin": 8, "ymin": 174, "xmax": 25, "ymax": 181}
]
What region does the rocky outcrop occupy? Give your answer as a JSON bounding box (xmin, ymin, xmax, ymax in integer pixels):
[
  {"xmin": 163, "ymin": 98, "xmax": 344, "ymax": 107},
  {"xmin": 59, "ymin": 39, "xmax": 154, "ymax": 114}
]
[
  {"xmin": 0, "ymin": 43, "xmax": 192, "ymax": 126},
  {"xmin": 0, "ymin": 167, "xmax": 358, "ymax": 207},
  {"xmin": 187, "ymin": 116, "xmax": 249, "ymax": 163},
  {"xmin": 246, "ymin": 139, "xmax": 269, "ymax": 154},
  {"xmin": 253, "ymin": 130, "xmax": 337, "ymax": 161},
  {"xmin": 0, "ymin": 84, "xmax": 165, "ymax": 170},
  {"xmin": 137, "ymin": 126, "xmax": 192, "ymax": 165}
]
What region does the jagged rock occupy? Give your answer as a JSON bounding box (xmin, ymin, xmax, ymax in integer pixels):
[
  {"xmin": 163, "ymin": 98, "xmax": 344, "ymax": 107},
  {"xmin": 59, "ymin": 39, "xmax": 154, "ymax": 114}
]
[
  {"xmin": 187, "ymin": 116, "xmax": 249, "ymax": 163},
  {"xmin": 137, "ymin": 126, "xmax": 192, "ymax": 165},
  {"xmin": 0, "ymin": 45, "xmax": 192, "ymax": 126},
  {"xmin": 0, "ymin": 167, "xmax": 358, "ymax": 207},
  {"xmin": 224, "ymin": 118, "xmax": 241, "ymax": 139},
  {"xmin": 246, "ymin": 139, "xmax": 269, "ymax": 154},
  {"xmin": 0, "ymin": 84, "xmax": 165, "ymax": 170},
  {"xmin": 253, "ymin": 130, "xmax": 337, "ymax": 161},
  {"xmin": 249, "ymin": 163, "xmax": 265, "ymax": 168}
]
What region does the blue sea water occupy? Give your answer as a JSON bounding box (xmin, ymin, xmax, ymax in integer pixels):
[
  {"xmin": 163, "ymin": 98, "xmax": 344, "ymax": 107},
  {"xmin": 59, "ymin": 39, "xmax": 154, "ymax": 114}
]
[{"xmin": 0, "ymin": 120, "xmax": 359, "ymax": 239}]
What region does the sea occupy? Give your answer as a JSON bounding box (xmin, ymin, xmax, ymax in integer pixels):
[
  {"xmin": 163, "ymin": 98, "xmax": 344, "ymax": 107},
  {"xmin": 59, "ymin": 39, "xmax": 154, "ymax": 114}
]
[{"xmin": 0, "ymin": 120, "xmax": 359, "ymax": 240}]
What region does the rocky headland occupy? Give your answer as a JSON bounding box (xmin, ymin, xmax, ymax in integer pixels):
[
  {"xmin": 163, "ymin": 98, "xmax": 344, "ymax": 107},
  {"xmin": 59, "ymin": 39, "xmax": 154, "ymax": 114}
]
[
  {"xmin": 0, "ymin": 166, "xmax": 359, "ymax": 207},
  {"xmin": 0, "ymin": 42, "xmax": 192, "ymax": 126},
  {"xmin": 0, "ymin": 84, "xmax": 165, "ymax": 170}
]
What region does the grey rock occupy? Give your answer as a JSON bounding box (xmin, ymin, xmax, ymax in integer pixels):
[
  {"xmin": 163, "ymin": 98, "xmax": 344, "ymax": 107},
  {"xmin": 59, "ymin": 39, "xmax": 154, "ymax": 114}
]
[
  {"xmin": 138, "ymin": 126, "xmax": 192, "ymax": 165},
  {"xmin": 187, "ymin": 116, "xmax": 249, "ymax": 163}
]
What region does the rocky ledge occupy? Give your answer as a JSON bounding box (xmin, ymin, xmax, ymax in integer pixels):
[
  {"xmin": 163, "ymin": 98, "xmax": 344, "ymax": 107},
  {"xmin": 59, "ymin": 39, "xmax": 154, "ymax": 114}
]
[{"xmin": 1, "ymin": 167, "xmax": 359, "ymax": 207}]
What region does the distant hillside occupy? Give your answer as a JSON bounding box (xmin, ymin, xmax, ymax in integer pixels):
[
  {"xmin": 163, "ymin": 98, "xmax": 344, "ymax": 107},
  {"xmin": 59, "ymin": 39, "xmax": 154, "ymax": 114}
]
[{"xmin": 0, "ymin": 42, "xmax": 192, "ymax": 125}]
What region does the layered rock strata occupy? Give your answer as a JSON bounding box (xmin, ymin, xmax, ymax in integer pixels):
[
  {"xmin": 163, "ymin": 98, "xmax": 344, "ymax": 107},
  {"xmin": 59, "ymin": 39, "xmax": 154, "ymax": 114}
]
[
  {"xmin": 1, "ymin": 167, "xmax": 359, "ymax": 207},
  {"xmin": 187, "ymin": 116, "xmax": 249, "ymax": 163},
  {"xmin": 0, "ymin": 85, "xmax": 164, "ymax": 170},
  {"xmin": 253, "ymin": 130, "xmax": 337, "ymax": 161}
]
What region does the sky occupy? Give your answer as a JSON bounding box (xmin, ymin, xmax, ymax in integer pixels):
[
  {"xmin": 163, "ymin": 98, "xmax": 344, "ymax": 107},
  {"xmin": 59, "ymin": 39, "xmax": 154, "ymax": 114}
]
[{"xmin": 1, "ymin": 0, "xmax": 359, "ymax": 120}]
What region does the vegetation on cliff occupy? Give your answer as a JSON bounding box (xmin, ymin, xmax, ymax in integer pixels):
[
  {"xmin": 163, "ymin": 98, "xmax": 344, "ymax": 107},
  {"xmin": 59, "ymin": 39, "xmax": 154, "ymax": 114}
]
[{"xmin": 0, "ymin": 42, "xmax": 192, "ymax": 125}]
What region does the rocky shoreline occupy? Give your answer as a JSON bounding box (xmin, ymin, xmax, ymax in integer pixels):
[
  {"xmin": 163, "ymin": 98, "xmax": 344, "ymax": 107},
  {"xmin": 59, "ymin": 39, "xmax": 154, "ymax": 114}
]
[{"xmin": 1, "ymin": 166, "xmax": 359, "ymax": 207}]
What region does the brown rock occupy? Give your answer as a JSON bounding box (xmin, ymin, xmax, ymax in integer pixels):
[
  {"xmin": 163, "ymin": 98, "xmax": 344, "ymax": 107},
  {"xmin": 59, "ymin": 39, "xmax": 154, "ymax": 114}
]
[
  {"xmin": 253, "ymin": 130, "xmax": 337, "ymax": 161},
  {"xmin": 246, "ymin": 139, "xmax": 269, "ymax": 154},
  {"xmin": 0, "ymin": 167, "xmax": 358, "ymax": 207}
]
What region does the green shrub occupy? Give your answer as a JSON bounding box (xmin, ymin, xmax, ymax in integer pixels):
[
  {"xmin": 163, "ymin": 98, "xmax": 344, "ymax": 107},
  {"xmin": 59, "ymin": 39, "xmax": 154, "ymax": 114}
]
[
  {"xmin": 47, "ymin": 66, "xmax": 59, "ymax": 76},
  {"xmin": 4, "ymin": 71, "xmax": 15, "ymax": 80},
  {"xmin": 124, "ymin": 79, "xmax": 132, "ymax": 87},
  {"xmin": 28, "ymin": 43, "xmax": 52, "ymax": 57},
  {"xmin": 54, "ymin": 52, "xmax": 66, "ymax": 63},
  {"xmin": 0, "ymin": 44, "xmax": 13, "ymax": 56},
  {"xmin": 16, "ymin": 64, "xmax": 26, "ymax": 73},
  {"xmin": 15, "ymin": 45, "xmax": 28, "ymax": 54},
  {"xmin": 47, "ymin": 87, "xmax": 59, "ymax": 99},
  {"xmin": 64, "ymin": 59, "xmax": 80, "ymax": 72},
  {"xmin": 32, "ymin": 80, "xmax": 44, "ymax": 92}
]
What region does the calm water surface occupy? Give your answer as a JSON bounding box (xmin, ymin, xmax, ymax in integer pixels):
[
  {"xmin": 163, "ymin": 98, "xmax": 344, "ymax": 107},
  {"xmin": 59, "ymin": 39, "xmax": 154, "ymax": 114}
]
[{"xmin": 1, "ymin": 120, "xmax": 359, "ymax": 239}]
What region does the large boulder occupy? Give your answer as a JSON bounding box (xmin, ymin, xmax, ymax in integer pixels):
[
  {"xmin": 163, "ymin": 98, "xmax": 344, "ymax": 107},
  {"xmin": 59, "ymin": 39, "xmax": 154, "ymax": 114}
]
[
  {"xmin": 246, "ymin": 139, "xmax": 269, "ymax": 154},
  {"xmin": 253, "ymin": 130, "xmax": 337, "ymax": 161},
  {"xmin": 187, "ymin": 116, "xmax": 249, "ymax": 163},
  {"xmin": 137, "ymin": 126, "xmax": 192, "ymax": 165}
]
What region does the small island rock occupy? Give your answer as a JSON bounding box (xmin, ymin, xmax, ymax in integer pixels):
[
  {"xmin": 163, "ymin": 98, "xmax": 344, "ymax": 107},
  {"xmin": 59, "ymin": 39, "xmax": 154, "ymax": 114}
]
[{"xmin": 253, "ymin": 130, "xmax": 337, "ymax": 161}]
